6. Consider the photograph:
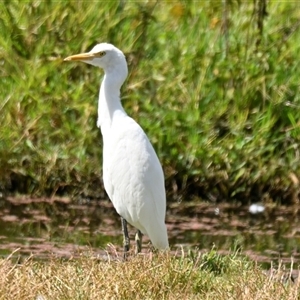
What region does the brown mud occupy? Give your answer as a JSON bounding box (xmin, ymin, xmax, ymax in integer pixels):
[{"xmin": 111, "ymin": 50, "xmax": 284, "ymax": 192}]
[{"xmin": 0, "ymin": 196, "xmax": 299, "ymax": 270}]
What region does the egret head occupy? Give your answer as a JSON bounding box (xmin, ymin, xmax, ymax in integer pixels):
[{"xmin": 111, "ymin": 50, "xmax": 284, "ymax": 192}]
[{"xmin": 64, "ymin": 43, "xmax": 128, "ymax": 79}]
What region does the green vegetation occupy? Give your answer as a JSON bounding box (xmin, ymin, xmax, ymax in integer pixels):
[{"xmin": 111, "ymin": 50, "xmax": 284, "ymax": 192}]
[
  {"xmin": 0, "ymin": 249, "xmax": 299, "ymax": 299},
  {"xmin": 1, "ymin": 1, "xmax": 300, "ymax": 202}
]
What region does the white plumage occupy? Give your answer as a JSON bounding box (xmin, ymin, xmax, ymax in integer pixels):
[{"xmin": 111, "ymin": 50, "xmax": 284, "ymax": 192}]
[{"xmin": 64, "ymin": 43, "xmax": 169, "ymax": 253}]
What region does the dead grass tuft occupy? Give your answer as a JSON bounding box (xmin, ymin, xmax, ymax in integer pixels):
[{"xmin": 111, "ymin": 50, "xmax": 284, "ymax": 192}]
[{"xmin": 0, "ymin": 249, "xmax": 299, "ymax": 299}]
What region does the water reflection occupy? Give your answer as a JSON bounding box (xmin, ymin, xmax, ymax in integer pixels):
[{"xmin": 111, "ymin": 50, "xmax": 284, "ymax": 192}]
[{"xmin": 0, "ymin": 196, "xmax": 299, "ymax": 268}]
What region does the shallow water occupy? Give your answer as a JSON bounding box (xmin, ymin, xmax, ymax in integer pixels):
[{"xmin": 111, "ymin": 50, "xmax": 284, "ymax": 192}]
[{"xmin": 0, "ymin": 196, "xmax": 299, "ymax": 269}]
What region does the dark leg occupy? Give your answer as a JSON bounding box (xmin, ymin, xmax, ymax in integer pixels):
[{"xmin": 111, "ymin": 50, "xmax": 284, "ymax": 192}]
[
  {"xmin": 135, "ymin": 230, "xmax": 143, "ymax": 254},
  {"xmin": 121, "ymin": 217, "xmax": 130, "ymax": 259}
]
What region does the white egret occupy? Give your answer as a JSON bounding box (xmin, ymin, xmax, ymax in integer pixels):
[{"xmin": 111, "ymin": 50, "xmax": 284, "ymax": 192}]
[{"xmin": 64, "ymin": 43, "xmax": 169, "ymax": 255}]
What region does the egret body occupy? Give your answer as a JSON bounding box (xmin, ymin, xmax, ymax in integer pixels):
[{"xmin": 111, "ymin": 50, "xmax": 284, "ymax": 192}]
[{"xmin": 64, "ymin": 43, "xmax": 169, "ymax": 254}]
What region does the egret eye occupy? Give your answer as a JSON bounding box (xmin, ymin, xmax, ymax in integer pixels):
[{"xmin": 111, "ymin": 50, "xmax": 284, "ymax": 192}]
[{"xmin": 95, "ymin": 51, "xmax": 106, "ymax": 57}]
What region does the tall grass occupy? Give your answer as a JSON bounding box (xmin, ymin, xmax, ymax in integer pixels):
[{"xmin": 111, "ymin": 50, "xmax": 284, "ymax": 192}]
[
  {"xmin": 0, "ymin": 249, "xmax": 299, "ymax": 299},
  {"xmin": 1, "ymin": 1, "xmax": 300, "ymax": 202}
]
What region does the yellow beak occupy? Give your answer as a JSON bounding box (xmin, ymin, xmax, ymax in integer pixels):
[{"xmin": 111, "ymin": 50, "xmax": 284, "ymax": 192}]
[{"xmin": 64, "ymin": 52, "xmax": 95, "ymax": 61}]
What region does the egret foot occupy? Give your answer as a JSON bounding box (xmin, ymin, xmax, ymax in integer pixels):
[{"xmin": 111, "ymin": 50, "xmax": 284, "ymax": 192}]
[
  {"xmin": 135, "ymin": 230, "xmax": 143, "ymax": 254},
  {"xmin": 121, "ymin": 217, "xmax": 130, "ymax": 259}
]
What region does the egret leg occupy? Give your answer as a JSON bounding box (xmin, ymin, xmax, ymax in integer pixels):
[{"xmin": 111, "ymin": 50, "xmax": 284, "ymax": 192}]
[
  {"xmin": 135, "ymin": 230, "xmax": 143, "ymax": 254},
  {"xmin": 121, "ymin": 217, "xmax": 130, "ymax": 258}
]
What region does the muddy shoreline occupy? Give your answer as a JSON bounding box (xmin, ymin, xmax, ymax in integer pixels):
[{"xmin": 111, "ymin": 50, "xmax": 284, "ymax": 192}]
[{"xmin": 0, "ymin": 196, "xmax": 299, "ymax": 269}]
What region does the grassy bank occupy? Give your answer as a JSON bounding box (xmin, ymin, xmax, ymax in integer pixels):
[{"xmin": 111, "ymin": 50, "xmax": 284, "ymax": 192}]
[
  {"xmin": 0, "ymin": 249, "xmax": 299, "ymax": 299},
  {"xmin": 1, "ymin": 1, "xmax": 300, "ymax": 202}
]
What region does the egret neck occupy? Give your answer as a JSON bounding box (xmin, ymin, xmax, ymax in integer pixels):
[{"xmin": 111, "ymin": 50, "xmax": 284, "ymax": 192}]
[{"xmin": 97, "ymin": 65, "xmax": 128, "ymax": 133}]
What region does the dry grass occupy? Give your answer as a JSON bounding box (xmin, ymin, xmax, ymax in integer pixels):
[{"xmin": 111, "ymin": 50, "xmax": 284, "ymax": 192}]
[{"xmin": 0, "ymin": 249, "xmax": 299, "ymax": 300}]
